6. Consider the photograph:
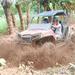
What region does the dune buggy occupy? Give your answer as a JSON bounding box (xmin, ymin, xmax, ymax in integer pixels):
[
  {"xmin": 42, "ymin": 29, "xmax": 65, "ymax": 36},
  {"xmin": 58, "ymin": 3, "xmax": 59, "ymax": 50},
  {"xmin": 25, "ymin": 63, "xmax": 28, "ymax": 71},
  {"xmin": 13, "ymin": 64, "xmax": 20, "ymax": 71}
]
[{"xmin": 18, "ymin": 10, "xmax": 69, "ymax": 45}]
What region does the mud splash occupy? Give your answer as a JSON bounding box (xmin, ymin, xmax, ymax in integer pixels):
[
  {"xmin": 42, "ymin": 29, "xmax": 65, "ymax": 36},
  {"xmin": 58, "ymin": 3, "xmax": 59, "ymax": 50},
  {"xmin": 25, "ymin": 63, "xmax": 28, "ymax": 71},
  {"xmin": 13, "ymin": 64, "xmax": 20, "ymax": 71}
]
[{"xmin": 0, "ymin": 33, "xmax": 75, "ymax": 69}]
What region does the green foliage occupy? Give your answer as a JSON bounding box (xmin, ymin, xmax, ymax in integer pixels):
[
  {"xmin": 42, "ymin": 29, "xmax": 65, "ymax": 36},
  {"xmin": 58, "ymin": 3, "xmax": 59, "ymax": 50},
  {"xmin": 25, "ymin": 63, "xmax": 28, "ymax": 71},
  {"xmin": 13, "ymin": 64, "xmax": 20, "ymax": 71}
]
[
  {"xmin": 0, "ymin": 0, "xmax": 75, "ymax": 34},
  {"xmin": 0, "ymin": 5, "xmax": 4, "ymax": 16},
  {"xmin": 10, "ymin": 5, "xmax": 17, "ymax": 14},
  {"xmin": 0, "ymin": 15, "xmax": 21, "ymax": 34},
  {"xmin": 31, "ymin": 0, "xmax": 37, "ymax": 13},
  {"xmin": 0, "ymin": 17, "xmax": 7, "ymax": 33}
]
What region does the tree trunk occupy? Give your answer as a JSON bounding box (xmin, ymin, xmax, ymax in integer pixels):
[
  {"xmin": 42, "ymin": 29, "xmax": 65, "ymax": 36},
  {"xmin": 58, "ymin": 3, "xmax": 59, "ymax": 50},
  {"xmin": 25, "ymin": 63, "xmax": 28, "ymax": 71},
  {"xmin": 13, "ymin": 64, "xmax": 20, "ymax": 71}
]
[
  {"xmin": 43, "ymin": 0, "xmax": 50, "ymax": 11},
  {"xmin": 43, "ymin": 0, "xmax": 48, "ymax": 11},
  {"xmin": 1, "ymin": 0, "xmax": 15, "ymax": 34},
  {"xmin": 37, "ymin": 0, "xmax": 40, "ymax": 23},
  {"xmin": 43, "ymin": 3, "xmax": 47, "ymax": 11},
  {"xmin": 3, "ymin": 7, "xmax": 14, "ymax": 34},
  {"xmin": 26, "ymin": 5, "xmax": 30, "ymax": 28},
  {"xmin": 16, "ymin": 4, "xmax": 24, "ymax": 30},
  {"xmin": 11, "ymin": 13, "xmax": 16, "ymax": 27}
]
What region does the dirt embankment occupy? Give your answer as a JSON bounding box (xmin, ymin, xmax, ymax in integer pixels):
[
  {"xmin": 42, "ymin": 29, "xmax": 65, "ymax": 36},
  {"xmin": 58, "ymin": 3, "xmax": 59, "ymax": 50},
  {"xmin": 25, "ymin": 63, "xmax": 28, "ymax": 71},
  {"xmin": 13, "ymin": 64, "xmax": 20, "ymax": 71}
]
[{"xmin": 0, "ymin": 32, "xmax": 75, "ymax": 70}]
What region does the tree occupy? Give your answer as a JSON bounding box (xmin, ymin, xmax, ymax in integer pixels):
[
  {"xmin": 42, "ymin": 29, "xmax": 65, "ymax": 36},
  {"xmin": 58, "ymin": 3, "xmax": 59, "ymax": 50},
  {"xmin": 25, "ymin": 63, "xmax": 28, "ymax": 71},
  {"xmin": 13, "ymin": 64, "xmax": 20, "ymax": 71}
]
[
  {"xmin": 59, "ymin": 0, "xmax": 75, "ymax": 14},
  {"xmin": 42, "ymin": 0, "xmax": 49, "ymax": 11},
  {"xmin": 15, "ymin": 0, "xmax": 32, "ymax": 29},
  {"xmin": 25, "ymin": 0, "xmax": 32, "ymax": 28},
  {"xmin": 1, "ymin": 0, "xmax": 15, "ymax": 34},
  {"xmin": 11, "ymin": 13, "xmax": 16, "ymax": 27},
  {"xmin": 37, "ymin": 0, "xmax": 40, "ymax": 23},
  {"xmin": 26, "ymin": 5, "xmax": 30, "ymax": 28},
  {"xmin": 16, "ymin": 3, "xmax": 24, "ymax": 30},
  {"xmin": 40, "ymin": 0, "xmax": 52, "ymax": 11},
  {"xmin": 37, "ymin": 0, "xmax": 40, "ymax": 13}
]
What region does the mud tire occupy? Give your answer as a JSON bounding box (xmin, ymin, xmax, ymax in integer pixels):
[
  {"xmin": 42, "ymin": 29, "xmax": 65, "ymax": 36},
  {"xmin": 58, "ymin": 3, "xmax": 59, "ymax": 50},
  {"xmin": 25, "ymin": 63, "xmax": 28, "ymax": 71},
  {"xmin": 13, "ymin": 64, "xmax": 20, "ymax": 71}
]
[{"xmin": 35, "ymin": 36, "xmax": 55, "ymax": 46}]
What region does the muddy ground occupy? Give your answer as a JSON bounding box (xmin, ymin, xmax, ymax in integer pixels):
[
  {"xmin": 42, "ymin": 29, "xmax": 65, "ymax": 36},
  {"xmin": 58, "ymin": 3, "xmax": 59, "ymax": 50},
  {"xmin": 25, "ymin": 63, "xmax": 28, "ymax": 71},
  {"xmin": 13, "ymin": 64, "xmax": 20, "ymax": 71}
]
[
  {"xmin": 0, "ymin": 30, "xmax": 75, "ymax": 75},
  {"xmin": 0, "ymin": 33, "xmax": 75, "ymax": 69}
]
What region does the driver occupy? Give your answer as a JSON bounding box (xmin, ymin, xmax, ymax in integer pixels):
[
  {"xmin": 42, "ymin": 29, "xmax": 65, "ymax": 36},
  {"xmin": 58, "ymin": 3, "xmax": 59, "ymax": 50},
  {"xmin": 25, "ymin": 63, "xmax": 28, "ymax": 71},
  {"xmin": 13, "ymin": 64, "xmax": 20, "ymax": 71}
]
[{"xmin": 42, "ymin": 18, "xmax": 48, "ymax": 23}]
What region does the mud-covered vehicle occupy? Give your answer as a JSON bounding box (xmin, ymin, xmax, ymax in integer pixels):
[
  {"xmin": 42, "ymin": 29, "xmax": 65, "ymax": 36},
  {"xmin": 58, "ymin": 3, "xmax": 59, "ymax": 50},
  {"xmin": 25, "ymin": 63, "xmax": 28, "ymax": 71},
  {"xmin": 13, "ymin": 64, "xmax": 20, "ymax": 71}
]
[{"xmin": 18, "ymin": 10, "xmax": 68, "ymax": 45}]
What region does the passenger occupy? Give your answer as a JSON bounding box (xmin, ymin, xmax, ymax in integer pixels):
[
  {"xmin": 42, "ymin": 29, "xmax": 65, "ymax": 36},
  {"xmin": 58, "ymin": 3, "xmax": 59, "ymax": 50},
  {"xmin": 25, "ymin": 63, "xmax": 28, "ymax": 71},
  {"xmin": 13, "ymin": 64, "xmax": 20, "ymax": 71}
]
[{"xmin": 51, "ymin": 18, "xmax": 62, "ymax": 36}]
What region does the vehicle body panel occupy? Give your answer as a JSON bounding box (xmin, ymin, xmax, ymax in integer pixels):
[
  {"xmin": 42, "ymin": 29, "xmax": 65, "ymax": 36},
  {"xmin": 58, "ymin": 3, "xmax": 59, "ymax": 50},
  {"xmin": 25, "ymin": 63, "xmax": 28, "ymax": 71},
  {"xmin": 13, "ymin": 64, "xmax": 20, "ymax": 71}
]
[{"xmin": 18, "ymin": 24, "xmax": 55, "ymax": 44}]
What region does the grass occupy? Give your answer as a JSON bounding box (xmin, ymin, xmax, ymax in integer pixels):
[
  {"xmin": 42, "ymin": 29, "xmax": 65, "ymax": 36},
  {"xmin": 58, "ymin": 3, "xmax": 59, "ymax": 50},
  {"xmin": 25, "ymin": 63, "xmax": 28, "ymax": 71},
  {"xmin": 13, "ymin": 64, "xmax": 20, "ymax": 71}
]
[
  {"xmin": 0, "ymin": 14, "xmax": 34, "ymax": 35},
  {"xmin": 0, "ymin": 17, "xmax": 7, "ymax": 34},
  {"xmin": 0, "ymin": 15, "xmax": 21, "ymax": 35}
]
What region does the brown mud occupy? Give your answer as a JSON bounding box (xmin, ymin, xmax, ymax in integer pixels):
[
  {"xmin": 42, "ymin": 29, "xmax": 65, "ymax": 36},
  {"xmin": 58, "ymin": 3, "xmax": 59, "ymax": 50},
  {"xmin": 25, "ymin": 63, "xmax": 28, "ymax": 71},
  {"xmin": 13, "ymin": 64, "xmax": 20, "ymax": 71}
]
[{"xmin": 0, "ymin": 33, "xmax": 75, "ymax": 70}]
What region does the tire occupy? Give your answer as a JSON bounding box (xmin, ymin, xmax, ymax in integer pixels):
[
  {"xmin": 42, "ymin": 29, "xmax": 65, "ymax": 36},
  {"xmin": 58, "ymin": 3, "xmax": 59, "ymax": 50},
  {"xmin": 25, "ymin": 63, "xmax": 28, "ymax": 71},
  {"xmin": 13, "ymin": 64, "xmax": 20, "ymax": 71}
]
[{"xmin": 35, "ymin": 36, "xmax": 56, "ymax": 46}]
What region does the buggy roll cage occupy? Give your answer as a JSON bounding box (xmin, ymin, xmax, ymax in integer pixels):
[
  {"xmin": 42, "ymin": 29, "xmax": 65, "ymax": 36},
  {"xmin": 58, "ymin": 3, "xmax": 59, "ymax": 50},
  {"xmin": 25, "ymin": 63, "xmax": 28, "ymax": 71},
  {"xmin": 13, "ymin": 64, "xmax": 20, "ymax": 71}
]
[{"xmin": 31, "ymin": 10, "xmax": 66, "ymax": 23}]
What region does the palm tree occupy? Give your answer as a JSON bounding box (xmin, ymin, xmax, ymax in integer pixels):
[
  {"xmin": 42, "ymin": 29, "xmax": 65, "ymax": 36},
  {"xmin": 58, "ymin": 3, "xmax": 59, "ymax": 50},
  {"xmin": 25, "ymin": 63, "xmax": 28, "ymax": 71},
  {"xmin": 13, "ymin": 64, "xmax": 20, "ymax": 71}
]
[
  {"xmin": 16, "ymin": 0, "xmax": 32, "ymax": 30},
  {"xmin": 26, "ymin": 5, "xmax": 30, "ymax": 28},
  {"xmin": 16, "ymin": 3, "xmax": 24, "ymax": 30},
  {"xmin": 11, "ymin": 13, "xmax": 16, "ymax": 27},
  {"xmin": 1, "ymin": 0, "xmax": 15, "ymax": 34},
  {"xmin": 37, "ymin": 0, "xmax": 40, "ymax": 23},
  {"xmin": 25, "ymin": 0, "xmax": 32, "ymax": 28},
  {"xmin": 42, "ymin": 0, "xmax": 49, "ymax": 11}
]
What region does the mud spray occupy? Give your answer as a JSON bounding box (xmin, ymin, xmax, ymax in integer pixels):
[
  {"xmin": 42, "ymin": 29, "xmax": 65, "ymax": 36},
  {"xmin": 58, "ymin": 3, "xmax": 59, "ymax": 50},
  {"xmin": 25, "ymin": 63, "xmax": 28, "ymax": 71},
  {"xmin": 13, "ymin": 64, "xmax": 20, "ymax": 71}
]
[{"xmin": 0, "ymin": 32, "xmax": 75, "ymax": 70}]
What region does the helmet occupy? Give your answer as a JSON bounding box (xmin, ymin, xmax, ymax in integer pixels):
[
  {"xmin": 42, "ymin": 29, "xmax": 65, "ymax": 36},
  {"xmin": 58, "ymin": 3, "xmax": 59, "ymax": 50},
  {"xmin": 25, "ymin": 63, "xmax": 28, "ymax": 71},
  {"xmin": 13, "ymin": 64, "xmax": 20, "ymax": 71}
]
[{"xmin": 53, "ymin": 16, "xmax": 58, "ymax": 20}]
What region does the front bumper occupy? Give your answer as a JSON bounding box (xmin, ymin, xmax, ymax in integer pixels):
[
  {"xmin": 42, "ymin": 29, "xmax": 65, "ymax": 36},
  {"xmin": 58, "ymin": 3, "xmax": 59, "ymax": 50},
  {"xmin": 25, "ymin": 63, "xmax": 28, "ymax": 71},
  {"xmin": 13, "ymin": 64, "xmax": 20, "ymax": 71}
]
[{"xmin": 18, "ymin": 33, "xmax": 41, "ymax": 43}]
